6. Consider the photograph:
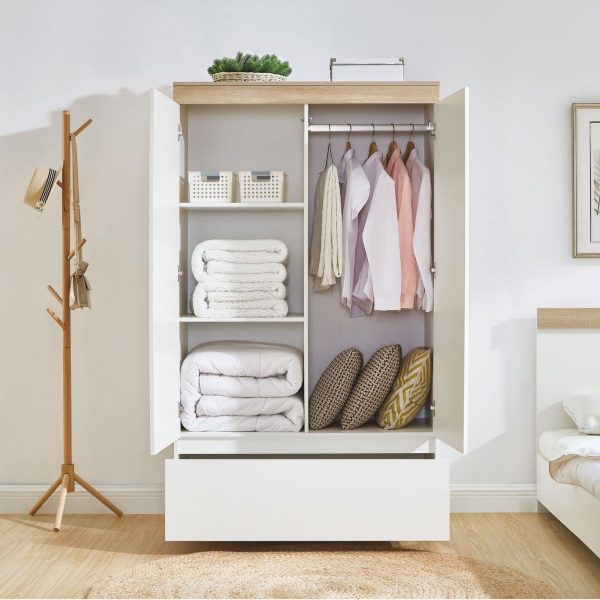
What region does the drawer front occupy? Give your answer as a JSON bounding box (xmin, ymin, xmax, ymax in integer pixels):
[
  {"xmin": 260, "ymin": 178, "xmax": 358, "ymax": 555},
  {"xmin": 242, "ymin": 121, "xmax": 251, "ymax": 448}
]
[{"xmin": 165, "ymin": 458, "xmax": 449, "ymax": 541}]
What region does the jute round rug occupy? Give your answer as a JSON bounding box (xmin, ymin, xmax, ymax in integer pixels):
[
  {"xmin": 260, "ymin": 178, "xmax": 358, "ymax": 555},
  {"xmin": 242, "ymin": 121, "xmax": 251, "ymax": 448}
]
[{"xmin": 87, "ymin": 548, "xmax": 556, "ymax": 599}]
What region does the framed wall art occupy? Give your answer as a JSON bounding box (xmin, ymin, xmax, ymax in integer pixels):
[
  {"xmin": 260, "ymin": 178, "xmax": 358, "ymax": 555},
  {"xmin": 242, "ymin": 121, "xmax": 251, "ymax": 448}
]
[{"xmin": 573, "ymin": 103, "xmax": 600, "ymax": 257}]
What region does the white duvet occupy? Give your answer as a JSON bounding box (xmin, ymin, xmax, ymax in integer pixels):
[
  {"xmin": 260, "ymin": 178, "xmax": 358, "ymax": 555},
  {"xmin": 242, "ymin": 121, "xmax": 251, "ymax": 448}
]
[
  {"xmin": 180, "ymin": 341, "xmax": 304, "ymax": 432},
  {"xmin": 539, "ymin": 429, "xmax": 600, "ymax": 500},
  {"xmin": 188, "ymin": 395, "xmax": 304, "ymax": 432}
]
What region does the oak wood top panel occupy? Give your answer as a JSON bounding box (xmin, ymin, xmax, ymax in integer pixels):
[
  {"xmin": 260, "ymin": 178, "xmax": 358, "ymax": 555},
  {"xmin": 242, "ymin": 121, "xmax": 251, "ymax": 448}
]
[
  {"xmin": 173, "ymin": 81, "xmax": 440, "ymax": 105},
  {"xmin": 537, "ymin": 308, "xmax": 600, "ymax": 329}
]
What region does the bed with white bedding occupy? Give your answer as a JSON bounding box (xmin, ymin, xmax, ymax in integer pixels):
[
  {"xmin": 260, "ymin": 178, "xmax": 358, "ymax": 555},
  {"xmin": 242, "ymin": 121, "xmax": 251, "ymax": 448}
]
[
  {"xmin": 536, "ymin": 308, "xmax": 600, "ymax": 559},
  {"xmin": 538, "ymin": 429, "xmax": 600, "ymax": 500}
]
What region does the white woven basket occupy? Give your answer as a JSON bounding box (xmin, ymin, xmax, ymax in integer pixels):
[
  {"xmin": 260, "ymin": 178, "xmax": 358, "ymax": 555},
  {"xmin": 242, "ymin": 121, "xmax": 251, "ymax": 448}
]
[
  {"xmin": 211, "ymin": 72, "xmax": 287, "ymax": 83},
  {"xmin": 188, "ymin": 171, "xmax": 237, "ymax": 203},
  {"xmin": 239, "ymin": 171, "xmax": 286, "ymax": 203}
]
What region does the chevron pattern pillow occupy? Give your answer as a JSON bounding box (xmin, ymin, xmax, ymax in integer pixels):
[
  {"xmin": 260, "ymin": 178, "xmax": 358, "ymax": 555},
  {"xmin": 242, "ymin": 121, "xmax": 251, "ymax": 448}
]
[
  {"xmin": 340, "ymin": 345, "xmax": 402, "ymax": 430},
  {"xmin": 309, "ymin": 348, "xmax": 363, "ymax": 430},
  {"xmin": 376, "ymin": 348, "xmax": 432, "ymax": 430}
]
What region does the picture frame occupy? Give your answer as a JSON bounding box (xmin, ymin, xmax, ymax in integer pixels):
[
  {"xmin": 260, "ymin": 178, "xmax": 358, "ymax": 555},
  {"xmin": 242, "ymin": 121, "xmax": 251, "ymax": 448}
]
[{"xmin": 573, "ymin": 103, "xmax": 600, "ymax": 257}]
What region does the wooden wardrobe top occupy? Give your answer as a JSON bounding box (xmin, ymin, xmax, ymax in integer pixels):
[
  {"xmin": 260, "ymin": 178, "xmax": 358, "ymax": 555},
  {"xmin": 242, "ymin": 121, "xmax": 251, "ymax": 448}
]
[
  {"xmin": 537, "ymin": 308, "xmax": 600, "ymax": 329},
  {"xmin": 172, "ymin": 81, "xmax": 440, "ymax": 105}
]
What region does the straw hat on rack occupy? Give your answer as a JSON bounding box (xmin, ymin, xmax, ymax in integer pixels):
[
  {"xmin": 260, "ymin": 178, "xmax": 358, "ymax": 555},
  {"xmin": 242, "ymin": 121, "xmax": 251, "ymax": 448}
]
[{"xmin": 23, "ymin": 166, "xmax": 61, "ymax": 212}]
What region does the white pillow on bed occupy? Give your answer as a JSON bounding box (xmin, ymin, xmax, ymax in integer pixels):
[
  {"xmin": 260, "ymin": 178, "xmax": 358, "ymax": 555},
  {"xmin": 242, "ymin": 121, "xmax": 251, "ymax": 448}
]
[{"xmin": 563, "ymin": 392, "xmax": 600, "ymax": 434}]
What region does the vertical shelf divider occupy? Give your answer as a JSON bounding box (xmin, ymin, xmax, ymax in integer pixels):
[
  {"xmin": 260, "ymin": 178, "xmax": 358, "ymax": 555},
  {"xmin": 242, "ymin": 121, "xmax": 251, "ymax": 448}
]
[{"xmin": 303, "ymin": 103, "xmax": 310, "ymax": 433}]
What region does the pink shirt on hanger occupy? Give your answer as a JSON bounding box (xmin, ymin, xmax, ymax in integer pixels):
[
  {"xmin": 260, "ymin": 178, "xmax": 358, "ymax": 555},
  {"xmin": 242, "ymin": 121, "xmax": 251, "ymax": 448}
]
[{"xmin": 386, "ymin": 149, "xmax": 418, "ymax": 309}]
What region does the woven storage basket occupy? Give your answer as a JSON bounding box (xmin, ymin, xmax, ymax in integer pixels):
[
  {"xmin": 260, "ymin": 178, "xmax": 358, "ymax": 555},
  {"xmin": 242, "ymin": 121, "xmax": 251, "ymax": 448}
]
[
  {"xmin": 239, "ymin": 171, "xmax": 286, "ymax": 203},
  {"xmin": 188, "ymin": 172, "xmax": 237, "ymax": 203},
  {"xmin": 211, "ymin": 72, "xmax": 287, "ymax": 82}
]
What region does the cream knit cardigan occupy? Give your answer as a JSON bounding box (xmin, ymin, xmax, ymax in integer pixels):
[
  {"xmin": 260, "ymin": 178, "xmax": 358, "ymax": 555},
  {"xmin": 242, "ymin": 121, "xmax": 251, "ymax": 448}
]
[{"xmin": 309, "ymin": 163, "xmax": 343, "ymax": 290}]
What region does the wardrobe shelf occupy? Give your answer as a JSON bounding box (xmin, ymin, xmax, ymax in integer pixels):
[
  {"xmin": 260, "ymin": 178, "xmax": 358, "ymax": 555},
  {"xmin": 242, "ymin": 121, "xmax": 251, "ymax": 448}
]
[
  {"xmin": 314, "ymin": 420, "xmax": 433, "ymax": 435},
  {"xmin": 179, "ymin": 202, "xmax": 304, "ymax": 211},
  {"xmin": 179, "ymin": 313, "xmax": 304, "ymax": 323}
]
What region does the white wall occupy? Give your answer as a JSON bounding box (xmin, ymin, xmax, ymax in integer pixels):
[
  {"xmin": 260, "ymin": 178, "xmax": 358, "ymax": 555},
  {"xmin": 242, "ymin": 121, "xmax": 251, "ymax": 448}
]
[{"xmin": 2, "ymin": 0, "xmax": 600, "ymax": 498}]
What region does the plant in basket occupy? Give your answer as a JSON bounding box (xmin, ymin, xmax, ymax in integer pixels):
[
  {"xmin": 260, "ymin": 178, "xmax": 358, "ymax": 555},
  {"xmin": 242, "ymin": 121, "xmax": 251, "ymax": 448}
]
[{"xmin": 208, "ymin": 52, "xmax": 292, "ymax": 82}]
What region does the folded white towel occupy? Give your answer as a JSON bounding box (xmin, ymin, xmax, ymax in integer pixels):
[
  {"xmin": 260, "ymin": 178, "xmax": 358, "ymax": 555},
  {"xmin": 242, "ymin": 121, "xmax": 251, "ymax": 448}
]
[
  {"xmin": 192, "ymin": 298, "xmax": 289, "ymax": 319},
  {"xmin": 193, "ymin": 259, "xmax": 287, "ymax": 283},
  {"xmin": 195, "ymin": 272, "xmax": 286, "ymax": 284},
  {"xmin": 206, "ymin": 289, "xmax": 286, "ymax": 302},
  {"xmin": 195, "ymin": 280, "xmax": 287, "ymax": 294},
  {"xmin": 192, "ymin": 239, "xmax": 287, "ymax": 269}
]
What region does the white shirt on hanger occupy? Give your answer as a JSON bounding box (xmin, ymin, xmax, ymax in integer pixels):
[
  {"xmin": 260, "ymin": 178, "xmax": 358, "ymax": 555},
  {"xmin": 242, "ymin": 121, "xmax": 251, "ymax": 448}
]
[
  {"xmin": 357, "ymin": 152, "xmax": 401, "ymax": 311},
  {"xmin": 406, "ymin": 149, "xmax": 433, "ymax": 312},
  {"xmin": 339, "ymin": 148, "xmax": 370, "ymax": 309}
]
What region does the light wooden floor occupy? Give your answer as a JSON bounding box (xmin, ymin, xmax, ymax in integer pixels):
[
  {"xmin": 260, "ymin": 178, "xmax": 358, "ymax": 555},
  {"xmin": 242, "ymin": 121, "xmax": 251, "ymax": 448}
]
[{"xmin": 0, "ymin": 513, "xmax": 599, "ymax": 598}]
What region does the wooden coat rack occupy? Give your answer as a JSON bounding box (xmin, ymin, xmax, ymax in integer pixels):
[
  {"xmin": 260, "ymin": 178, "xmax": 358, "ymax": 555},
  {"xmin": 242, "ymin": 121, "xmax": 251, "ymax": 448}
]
[{"xmin": 29, "ymin": 111, "xmax": 123, "ymax": 531}]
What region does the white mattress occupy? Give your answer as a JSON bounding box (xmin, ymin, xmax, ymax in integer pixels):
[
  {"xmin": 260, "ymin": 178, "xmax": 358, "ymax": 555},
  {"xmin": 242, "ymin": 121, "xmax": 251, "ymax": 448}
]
[{"xmin": 539, "ymin": 429, "xmax": 600, "ymax": 500}]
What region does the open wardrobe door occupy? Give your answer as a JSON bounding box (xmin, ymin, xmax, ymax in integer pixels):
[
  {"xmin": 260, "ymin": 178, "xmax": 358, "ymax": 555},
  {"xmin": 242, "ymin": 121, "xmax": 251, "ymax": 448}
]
[
  {"xmin": 432, "ymin": 88, "xmax": 469, "ymax": 454},
  {"xmin": 149, "ymin": 89, "xmax": 182, "ymax": 454}
]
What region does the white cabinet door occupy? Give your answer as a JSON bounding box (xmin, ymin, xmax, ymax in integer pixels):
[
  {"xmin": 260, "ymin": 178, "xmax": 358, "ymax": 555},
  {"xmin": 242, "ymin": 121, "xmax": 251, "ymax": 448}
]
[
  {"xmin": 432, "ymin": 88, "xmax": 469, "ymax": 454},
  {"xmin": 149, "ymin": 89, "xmax": 181, "ymax": 454}
]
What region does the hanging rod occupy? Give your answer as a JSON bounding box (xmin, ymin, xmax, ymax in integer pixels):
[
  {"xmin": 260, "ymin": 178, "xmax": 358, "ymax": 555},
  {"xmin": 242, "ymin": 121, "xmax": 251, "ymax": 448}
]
[{"xmin": 305, "ymin": 122, "xmax": 435, "ymax": 135}]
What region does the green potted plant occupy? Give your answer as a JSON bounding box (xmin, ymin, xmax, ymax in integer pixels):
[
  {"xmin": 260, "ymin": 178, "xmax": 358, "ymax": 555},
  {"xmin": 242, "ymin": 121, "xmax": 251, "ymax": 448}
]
[{"xmin": 207, "ymin": 52, "xmax": 292, "ymax": 82}]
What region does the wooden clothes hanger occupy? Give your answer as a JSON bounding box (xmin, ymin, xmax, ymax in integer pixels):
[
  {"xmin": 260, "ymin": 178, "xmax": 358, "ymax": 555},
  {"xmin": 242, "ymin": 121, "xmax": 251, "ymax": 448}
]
[
  {"xmin": 386, "ymin": 123, "xmax": 399, "ymax": 164},
  {"xmin": 368, "ymin": 123, "xmax": 378, "ymax": 157},
  {"xmin": 404, "ymin": 123, "xmax": 416, "ymax": 163}
]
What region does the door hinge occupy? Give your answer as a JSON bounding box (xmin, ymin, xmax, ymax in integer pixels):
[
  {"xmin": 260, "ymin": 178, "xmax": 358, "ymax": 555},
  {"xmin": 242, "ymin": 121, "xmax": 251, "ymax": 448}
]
[
  {"xmin": 430, "ymin": 262, "xmax": 437, "ymax": 278},
  {"xmin": 430, "ymin": 401, "xmax": 436, "ymax": 418},
  {"xmin": 177, "ymin": 266, "xmax": 183, "ymax": 282},
  {"xmin": 177, "ymin": 123, "xmax": 183, "ymax": 141}
]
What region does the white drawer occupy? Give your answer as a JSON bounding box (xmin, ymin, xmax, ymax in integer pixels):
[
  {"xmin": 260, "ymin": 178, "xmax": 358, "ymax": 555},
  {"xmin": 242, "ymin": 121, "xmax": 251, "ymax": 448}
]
[{"xmin": 165, "ymin": 457, "xmax": 449, "ymax": 541}]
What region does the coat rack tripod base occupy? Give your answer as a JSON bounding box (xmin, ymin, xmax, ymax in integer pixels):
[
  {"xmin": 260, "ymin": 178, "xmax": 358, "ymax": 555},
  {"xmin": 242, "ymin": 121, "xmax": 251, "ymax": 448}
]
[{"xmin": 28, "ymin": 111, "xmax": 122, "ymax": 531}]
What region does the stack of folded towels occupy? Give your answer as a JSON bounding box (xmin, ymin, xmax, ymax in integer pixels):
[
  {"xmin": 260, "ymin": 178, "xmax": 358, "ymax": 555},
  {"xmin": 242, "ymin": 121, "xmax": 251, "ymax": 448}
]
[
  {"xmin": 180, "ymin": 341, "xmax": 304, "ymax": 432},
  {"xmin": 191, "ymin": 239, "xmax": 289, "ymax": 318}
]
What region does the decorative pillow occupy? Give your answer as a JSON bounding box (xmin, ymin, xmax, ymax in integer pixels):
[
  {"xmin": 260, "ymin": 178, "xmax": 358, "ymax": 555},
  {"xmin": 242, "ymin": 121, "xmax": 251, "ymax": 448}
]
[
  {"xmin": 563, "ymin": 392, "xmax": 600, "ymax": 434},
  {"xmin": 376, "ymin": 348, "xmax": 432, "ymax": 430},
  {"xmin": 340, "ymin": 345, "xmax": 402, "ymax": 430},
  {"xmin": 309, "ymin": 348, "xmax": 363, "ymax": 430}
]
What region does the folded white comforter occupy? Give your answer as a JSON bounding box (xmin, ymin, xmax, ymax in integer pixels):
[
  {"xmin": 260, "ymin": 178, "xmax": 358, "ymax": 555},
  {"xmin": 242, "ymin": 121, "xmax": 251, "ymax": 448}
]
[
  {"xmin": 182, "ymin": 394, "xmax": 304, "ymax": 432},
  {"xmin": 180, "ymin": 342, "xmax": 304, "ymax": 432}
]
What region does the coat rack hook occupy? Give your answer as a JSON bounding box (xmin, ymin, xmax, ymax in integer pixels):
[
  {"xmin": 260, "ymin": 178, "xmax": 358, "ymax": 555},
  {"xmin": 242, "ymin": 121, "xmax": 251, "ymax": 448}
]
[
  {"xmin": 46, "ymin": 308, "xmax": 65, "ymax": 330},
  {"xmin": 71, "ymin": 118, "xmax": 93, "ymax": 138},
  {"xmin": 47, "ymin": 285, "xmax": 63, "ymax": 305}
]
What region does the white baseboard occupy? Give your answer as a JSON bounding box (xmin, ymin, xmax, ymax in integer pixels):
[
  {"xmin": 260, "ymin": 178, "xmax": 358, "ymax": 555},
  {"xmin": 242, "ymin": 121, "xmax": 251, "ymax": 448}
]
[
  {"xmin": 450, "ymin": 484, "xmax": 537, "ymax": 513},
  {"xmin": 0, "ymin": 483, "xmax": 537, "ymax": 515},
  {"xmin": 0, "ymin": 484, "xmax": 164, "ymax": 514}
]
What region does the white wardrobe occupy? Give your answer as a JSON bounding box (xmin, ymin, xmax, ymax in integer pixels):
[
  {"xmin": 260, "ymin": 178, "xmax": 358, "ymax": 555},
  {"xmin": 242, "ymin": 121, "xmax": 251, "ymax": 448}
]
[{"xmin": 149, "ymin": 81, "xmax": 469, "ymax": 541}]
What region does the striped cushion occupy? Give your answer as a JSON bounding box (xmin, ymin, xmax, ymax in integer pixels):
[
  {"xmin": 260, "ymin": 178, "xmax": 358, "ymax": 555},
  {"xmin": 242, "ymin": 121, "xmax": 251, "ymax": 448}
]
[
  {"xmin": 340, "ymin": 345, "xmax": 402, "ymax": 430},
  {"xmin": 376, "ymin": 348, "xmax": 432, "ymax": 429}
]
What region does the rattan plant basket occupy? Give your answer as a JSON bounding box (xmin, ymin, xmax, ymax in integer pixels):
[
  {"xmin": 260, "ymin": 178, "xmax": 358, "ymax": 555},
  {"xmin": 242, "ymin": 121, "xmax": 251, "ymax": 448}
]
[{"xmin": 211, "ymin": 72, "xmax": 287, "ymax": 82}]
